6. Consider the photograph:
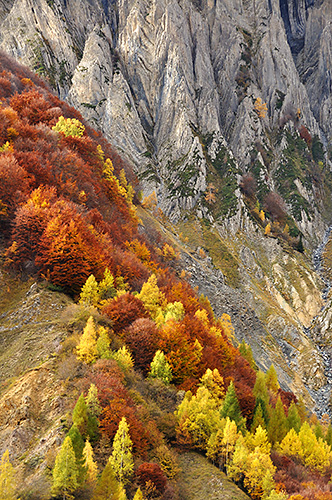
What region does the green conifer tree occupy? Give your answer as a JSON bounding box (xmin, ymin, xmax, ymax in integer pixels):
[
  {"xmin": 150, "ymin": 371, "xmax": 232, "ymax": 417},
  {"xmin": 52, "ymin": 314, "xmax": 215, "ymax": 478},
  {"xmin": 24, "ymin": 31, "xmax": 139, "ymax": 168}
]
[
  {"xmin": 0, "ymin": 450, "xmax": 18, "ymax": 500},
  {"xmin": 325, "ymin": 424, "xmax": 332, "ymax": 446},
  {"xmin": 148, "ymin": 350, "xmax": 173, "ymax": 384},
  {"xmin": 91, "ymin": 461, "xmax": 120, "ymax": 500},
  {"xmin": 220, "ymin": 382, "xmax": 245, "ymax": 431},
  {"xmin": 253, "ymin": 371, "xmax": 269, "ymax": 405},
  {"xmin": 265, "ymin": 365, "xmax": 279, "ymax": 394},
  {"xmin": 253, "ymin": 371, "xmax": 271, "ymax": 426},
  {"xmin": 52, "ymin": 436, "xmax": 79, "ymax": 500},
  {"xmin": 286, "ymin": 401, "xmax": 301, "ymax": 433},
  {"xmin": 79, "ymin": 275, "xmax": 100, "ymax": 307},
  {"xmin": 314, "ymin": 422, "xmax": 324, "ymax": 440},
  {"xmin": 109, "ymin": 417, "xmax": 134, "ymax": 484},
  {"xmin": 67, "ymin": 424, "xmax": 85, "ymax": 484},
  {"xmin": 239, "ymin": 340, "xmax": 257, "ymax": 370},
  {"xmin": 268, "ymin": 396, "xmax": 287, "ymax": 445},
  {"xmin": 251, "ymin": 402, "xmax": 266, "ymax": 432},
  {"xmin": 73, "ymin": 393, "xmax": 89, "ymax": 436}
]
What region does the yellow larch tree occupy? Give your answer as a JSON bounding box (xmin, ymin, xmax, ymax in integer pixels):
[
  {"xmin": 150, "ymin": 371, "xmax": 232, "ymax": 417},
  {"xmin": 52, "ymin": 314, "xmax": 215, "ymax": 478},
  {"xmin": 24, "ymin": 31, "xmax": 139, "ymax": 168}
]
[{"xmin": 76, "ymin": 316, "xmax": 98, "ymax": 364}]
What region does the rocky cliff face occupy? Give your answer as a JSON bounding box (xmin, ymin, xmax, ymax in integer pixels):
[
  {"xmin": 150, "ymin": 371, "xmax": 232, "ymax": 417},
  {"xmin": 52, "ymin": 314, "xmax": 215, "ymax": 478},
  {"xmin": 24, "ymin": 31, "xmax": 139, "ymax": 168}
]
[
  {"xmin": 1, "ymin": 0, "xmax": 332, "ymax": 410},
  {"xmin": 1, "ymin": 0, "xmax": 331, "ymax": 221}
]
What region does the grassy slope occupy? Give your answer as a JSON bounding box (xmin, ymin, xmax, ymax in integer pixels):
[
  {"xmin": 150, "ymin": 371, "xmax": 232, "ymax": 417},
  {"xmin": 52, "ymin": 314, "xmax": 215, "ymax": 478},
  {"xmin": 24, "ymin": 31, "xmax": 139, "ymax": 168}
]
[
  {"xmin": 178, "ymin": 452, "xmax": 250, "ymax": 500},
  {"xmin": 0, "ymin": 267, "xmax": 72, "ymax": 392}
]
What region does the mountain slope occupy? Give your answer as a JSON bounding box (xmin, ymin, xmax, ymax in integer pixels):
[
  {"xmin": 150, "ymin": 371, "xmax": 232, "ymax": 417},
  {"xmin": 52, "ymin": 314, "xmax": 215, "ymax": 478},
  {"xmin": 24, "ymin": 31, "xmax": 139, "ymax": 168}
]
[{"xmin": 2, "ymin": 0, "xmax": 332, "ymax": 410}]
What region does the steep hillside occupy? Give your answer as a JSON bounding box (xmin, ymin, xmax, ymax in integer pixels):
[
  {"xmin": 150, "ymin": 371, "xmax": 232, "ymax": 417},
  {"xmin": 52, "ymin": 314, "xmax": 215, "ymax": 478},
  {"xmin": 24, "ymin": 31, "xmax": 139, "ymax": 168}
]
[
  {"xmin": 1, "ymin": 0, "xmax": 332, "ymax": 414},
  {"xmin": 2, "ymin": 42, "xmax": 332, "ymax": 500}
]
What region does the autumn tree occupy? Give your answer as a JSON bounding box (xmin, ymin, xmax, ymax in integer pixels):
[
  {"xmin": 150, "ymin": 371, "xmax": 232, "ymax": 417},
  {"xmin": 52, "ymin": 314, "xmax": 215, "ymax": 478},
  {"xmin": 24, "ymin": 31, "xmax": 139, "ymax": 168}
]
[
  {"xmin": 254, "ymin": 97, "xmax": 268, "ymax": 118},
  {"xmin": 101, "ymin": 293, "xmax": 148, "ymax": 335},
  {"xmin": 133, "ymin": 488, "xmax": 144, "ymax": 500},
  {"xmin": 176, "ymin": 387, "xmax": 221, "ymax": 450},
  {"xmin": 239, "ymin": 174, "xmax": 257, "ymax": 198},
  {"xmin": 207, "ymin": 417, "xmax": 239, "ymax": 472},
  {"xmin": 125, "ymin": 318, "xmax": 159, "ymax": 375},
  {"xmin": 279, "ymin": 428, "xmax": 302, "ymax": 458},
  {"xmin": 263, "ymin": 192, "xmax": 287, "ymax": 222},
  {"xmin": 52, "ymin": 116, "xmax": 85, "ymax": 137},
  {"xmin": 99, "ymin": 268, "xmax": 117, "ymax": 301},
  {"xmin": 85, "ymin": 383, "xmax": 102, "ymax": 417},
  {"xmin": 137, "ymin": 463, "xmax": 167, "ymax": 497},
  {"xmin": 109, "ymin": 417, "xmax": 134, "ymax": 484},
  {"xmin": 91, "ymin": 461, "xmax": 120, "ymax": 500},
  {"xmin": 79, "ymin": 275, "xmax": 100, "ymax": 307},
  {"xmin": 265, "ymin": 365, "xmax": 279, "ymax": 394},
  {"xmin": 137, "ymin": 274, "xmax": 166, "ymax": 319},
  {"xmin": 148, "ymin": 350, "xmax": 173, "ymax": 384},
  {"xmin": 0, "ymin": 450, "xmax": 18, "ymax": 500},
  {"xmin": 96, "ymin": 326, "xmax": 112, "ymax": 359},
  {"xmin": 83, "ymin": 439, "xmax": 98, "ymax": 485},
  {"xmin": 199, "ymin": 368, "xmax": 225, "ymax": 402},
  {"xmin": 110, "ymin": 346, "xmax": 134, "ymax": 372},
  {"xmin": 52, "ymin": 436, "xmax": 79, "ymax": 500},
  {"xmin": 76, "ymin": 316, "xmax": 98, "ymax": 364}
]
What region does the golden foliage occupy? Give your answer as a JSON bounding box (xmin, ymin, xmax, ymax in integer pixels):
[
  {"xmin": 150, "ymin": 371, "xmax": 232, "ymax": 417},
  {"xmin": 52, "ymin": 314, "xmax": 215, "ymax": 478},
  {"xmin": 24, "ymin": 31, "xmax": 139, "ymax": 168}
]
[{"xmin": 254, "ymin": 97, "xmax": 268, "ymax": 119}]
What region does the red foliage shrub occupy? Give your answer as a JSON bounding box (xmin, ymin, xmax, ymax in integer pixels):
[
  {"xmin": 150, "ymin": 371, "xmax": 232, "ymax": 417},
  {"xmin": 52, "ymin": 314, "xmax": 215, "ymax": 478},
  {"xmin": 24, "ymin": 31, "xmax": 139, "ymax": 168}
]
[
  {"xmin": 124, "ymin": 318, "xmax": 159, "ymax": 375},
  {"xmin": 10, "ymin": 90, "xmax": 53, "ymax": 125},
  {"xmin": 0, "ymin": 152, "xmax": 30, "ymax": 217},
  {"xmin": 263, "ymin": 192, "xmax": 287, "ymax": 221},
  {"xmin": 101, "ymin": 293, "xmax": 148, "ymax": 334},
  {"xmin": 9, "ymin": 186, "xmax": 57, "ymax": 265},
  {"xmin": 136, "ymin": 462, "xmax": 167, "ymax": 495},
  {"xmin": 35, "ymin": 200, "xmax": 108, "ymax": 294},
  {"xmin": 100, "ymin": 398, "xmax": 149, "ymax": 456},
  {"xmin": 239, "ymin": 173, "xmax": 257, "ymax": 197},
  {"xmin": 159, "ymin": 319, "xmax": 203, "ymax": 384},
  {"xmin": 278, "ymin": 387, "xmax": 297, "ymax": 412},
  {"xmin": 299, "ymin": 125, "xmax": 312, "ymax": 147},
  {"xmin": 0, "ymin": 76, "xmax": 12, "ymax": 99}
]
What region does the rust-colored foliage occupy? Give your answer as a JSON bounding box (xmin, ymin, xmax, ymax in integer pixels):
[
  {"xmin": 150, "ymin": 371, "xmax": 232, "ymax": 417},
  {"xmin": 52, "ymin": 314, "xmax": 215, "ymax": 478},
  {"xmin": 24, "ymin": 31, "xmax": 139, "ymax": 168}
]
[
  {"xmin": 299, "ymin": 125, "xmax": 312, "ymax": 148},
  {"xmin": 239, "ymin": 173, "xmax": 257, "ymax": 197},
  {"xmin": 263, "ymin": 192, "xmax": 287, "ymax": 222},
  {"xmin": 136, "ymin": 462, "xmax": 167, "ymax": 495},
  {"xmin": 0, "ymin": 152, "xmax": 30, "ymax": 218},
  {"xmin": 101, "ymin": 293, "xmax": 149, "ymax": 335},
  {"xmin": 124, "ymin": 318, "xmax": 159, "ymax": 375}
]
